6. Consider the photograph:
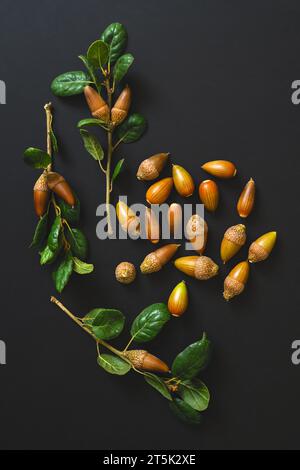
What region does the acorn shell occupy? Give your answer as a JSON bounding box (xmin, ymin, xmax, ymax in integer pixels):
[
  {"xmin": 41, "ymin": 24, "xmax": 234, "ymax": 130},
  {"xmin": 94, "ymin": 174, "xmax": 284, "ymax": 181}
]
[
  {"xmin": 146, "ymin": 177, "xmax": 173, "ymax": 204},
  {"xmin": 33, "ymin": 173, "xmax": 50, "ymax": 217},
  {"xmin": 248, "ymin": 231, "xmax": 277, "ymax": 263},
  {"xmin": 84, "ymin": 85, "xmax": 109, "ymax": 122},
  {"xmin": 223, "ymin": 261, "xmax": 250, "ymax": 301},
  {"xmin": 220, "ymin": 224, "xmax": 246, "ymax": 263},
  {"xmin": 172, "ymin": 164, "xmax": 195, "ymax": 197},
  {"xmin": 47, "ymin": 172, "xmax": 75, "ymax": 207},
  {"xmin": 111, "ymin": 85, "xmax": 131, "ymax": 126},
  {"xmin": 237, "ymin": 178, "xmax": 255, "ymax": 218},
  {"xmin": 201, "ymin": 160, "xmax": 237, "ymax": 179},
  {"xmin": 174, "ymin": 256, "xmax": 219, "ymax": 280},
  {"xmin": 140, "ymin": 244, "xmax": 180, "ymax": 274},
  {"xmin": 136, "ymin": 153, "xmax": 169, "ymax": 181},
  {"xmin": 168, "ymin": 280, "xmax": 188, "ymax": 317},
  {"xmin": 199, "ymin": 179, "xmax": 219, "ymax": 211}
]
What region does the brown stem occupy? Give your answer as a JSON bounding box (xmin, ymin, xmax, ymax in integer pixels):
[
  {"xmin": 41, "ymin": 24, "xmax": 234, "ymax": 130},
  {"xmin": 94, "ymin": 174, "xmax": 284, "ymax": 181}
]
[
  {"xmin": 105, "ymin": 79, "xmax": 114, "ymax": 235},
  {"xmin": 44, "ymin": 102, "xmax": 52, "ymax": 170}
]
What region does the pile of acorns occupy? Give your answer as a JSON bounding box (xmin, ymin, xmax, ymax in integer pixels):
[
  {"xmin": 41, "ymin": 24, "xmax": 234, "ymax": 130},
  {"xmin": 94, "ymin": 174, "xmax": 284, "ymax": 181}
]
[{"xmin": 115, "ymin": 153, "xmax": 277, "ymax": 311}]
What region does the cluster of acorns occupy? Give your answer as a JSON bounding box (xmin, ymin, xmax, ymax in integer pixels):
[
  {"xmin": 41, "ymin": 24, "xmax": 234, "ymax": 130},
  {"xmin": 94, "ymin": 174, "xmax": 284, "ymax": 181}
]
[
  {"xmin": 115, "ymin": 154, "xmax": 277, "ymax": 309},
  {"xmin": 33, "ymin": 171, "xmax": 75, "ymax": 217}
]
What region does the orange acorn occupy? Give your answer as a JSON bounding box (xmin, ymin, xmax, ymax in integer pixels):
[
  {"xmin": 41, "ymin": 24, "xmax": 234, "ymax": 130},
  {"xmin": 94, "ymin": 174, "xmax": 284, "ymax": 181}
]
[
  {"xmin": 124, "ymin": 350, "xmax": 169, "ymax": 373},
  {"xmin": 111, "ymin": 85, "xmax": 131, "ymax": 126},
  {"xmin": 172, "ymin": 164, "xmax": 195, "ymax": 197},
  {"xmin": 146, "ymin": 177, "xmax": 173, "ymax": 204},
  {"xmin": 47, "ymin": 172, "xmax": 75, "ymax": 207},
  {"xmin": 248, "ymin": 231, "xmax": 277, "ymax": 263},
  {"xmin": 174, "ymin": 256, "xmax": 219, "ymax": 280},
  {"xmin": 185, "ymin": 214, "xmax": 208, "ymax": 255},
  {"xmin": 168, "ymin": 203, "xmax": 182, "ymax": 236},
  {"xmin": 33, "ymin": 172, "xmax": 50, "ymax": 217},
  {"xmin": 137, "ymin": 153, "xmax": 169, "ymax": 181},
  {"xmin": 145, "ymin": 207, "xmax": 160, "ymax": 244},
  {"xmin": 116, "ymin": 201, "xmax": 140, "ymax": 237},
  {"xmin": 84, "ymin": 86, "xmax": 109, "ymax": 122},
  {"xmin": 223, "ymin": 261, "xmax": 250, "ymax": 301},
  {"xmin": 140, "ymin": 244, "xmax": 180, "ymax": 274},
  {"xmin": 168, "ymin": 281, "xmax": 188, "ymax": 317},
  {"xmin": 237, "ymin": 178, "xmax": 256, "ymax": 218},
  {"xmin": 199, "ymin": 179, "xmax": 219, "ymax": 212},
  {"xmin": 201, "ymin": 160, "xmax": 237, "ymax": 179}
]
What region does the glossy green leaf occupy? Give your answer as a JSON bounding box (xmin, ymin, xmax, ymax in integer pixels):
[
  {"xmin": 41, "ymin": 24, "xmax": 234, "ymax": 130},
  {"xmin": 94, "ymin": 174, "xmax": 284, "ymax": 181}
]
[
  {"xmin": 24, "ymin": 147, "xmax": 51, "ymax": 169},
  {"xmin": 87, "ymin": 40, "xmax": 109, "ymax": 69},
  {"xmin": 171, "ymin": 333, "xmax": 211, "ymax": 380},
  {"xmin": 169, "ymin": 398, "xmax": 202, "ymax": 425},
  {"xmin": 97, "ymin": 354, "xmax": 131, "ymax": 375},
  {"xmin": 117, "ymin": 113, "xmax": 147, "ymax": 143},
  {"xmin": 113, "ymin": 53, "xmax": 134, "ymax": 82},
  {"xmin": 112, "ymin": 158, "xmax": 125, "ymax": 183},
  {"xmin": 178, "ymin": 379, "xmax": 210, "ymax": 412},
  {"xmin": 51, "ymin": 71, "xmax": 91, "ymax": 97},
  {"xmin": 66, "ymin": 228, "xmax": 88, "ymax": 260},
  {"xmin": 130, "ymin": 303, "xmax": 170, "ymax": 343},
  {"xmin": 80, "ymin": 129, "xmax": 104, "ymax": 161},
  {"xmin": 58, "ymin": 194, "xmax": 80, "ymax": 224},
  {"xmin": 47, "ymin": 216, "xmax": 62, "ymax": 252},
  {"xmin": 100, "ymin": 22, "xmax": 127, "ymax": 63},
  {"xmin": 30, "ymin": 213, "xmax": 48, "ymax": 248},
  {"xmin": 144, "ymin": 373, "xmax": 172, "ymax": 401},
  {"xmin": 50, "ymin": 129, "xmax": 58, "ymax": 154},
  {"xmin": 83, "ymin": 308, "xmax": 125, "ymax": 340},
  {"xmin": 77, "ymin": 118, "xmax": 107, "ymax": 129},
  {"xmin": 40, "ymin": 244, "xmax": 60, "ymax": 265},
  {"xmin": 78, "ymin": 55, "xmax": 102, "ymax": 92},
  {"xmin": 53, "ymin": 251, "xmax": 73, "ymax": 293},
  {"xmin": 73, "ymin": 257, "xmax": 94, "ymax": 274}
]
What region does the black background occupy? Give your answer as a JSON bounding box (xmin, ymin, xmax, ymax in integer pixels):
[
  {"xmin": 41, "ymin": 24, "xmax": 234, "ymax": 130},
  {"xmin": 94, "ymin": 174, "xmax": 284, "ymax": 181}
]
[{"xmin": 0, "ymin": 0, "xmax": 299, "ymax": 450}]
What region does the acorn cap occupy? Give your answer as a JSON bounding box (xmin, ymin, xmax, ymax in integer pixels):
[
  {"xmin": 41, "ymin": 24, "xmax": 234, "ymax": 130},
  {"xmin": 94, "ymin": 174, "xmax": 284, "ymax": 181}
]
[
  {"xmin": 223, "ymin": 261, "xmax": 250, "ymax": 300},
  {"xmin": 248, "ymin": 231, "xmax": 277, "ymax": 263},
  {"xmin": 224, "ymin": 224, "xmax": 246, "ymax": 246},
  {"xmin": 194, "ymin": 256, "xmax": 219, "ymax": 280},
  {"xmin": 140, "ymin": 244, "xmax": 180, "ymax": 274},
  {"xmin": 124, "ymin": 350, "xmax": 169, "ymax": 373}
]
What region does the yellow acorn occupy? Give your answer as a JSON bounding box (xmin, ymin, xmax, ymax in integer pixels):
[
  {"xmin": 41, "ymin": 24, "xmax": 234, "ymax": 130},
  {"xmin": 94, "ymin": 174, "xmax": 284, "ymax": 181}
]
[
  {"xmin": 168, "ymin": 203, "xmax": 182, "ymax": 236},
  {"xmin": 174, "ymin": 256, "xmax": 219, "ymax": 280},
  {"xmin": 136, "ymin": 153, "xmax": 169, "ymax": 181},
  {"xmin": 237, "ymin": 178, "xmax": 256, "ymax": 218},
  {"xmin": 223, "ymin": 260, "xmax": 250, "ymax": 301},
  {"xmin": 220, "ymin": 224, "xmax": 246, "ymax": 263},
  {"xmin": 201, "ymin": 160, "xmax": 237, "ymax": 179},
  {"xmin": 172, "ymin": 164, "xmax": 195, "ymax": 197},
  {"xmin": 199, "ymin": 179, "xmax": 219, "ymax": 212},
  {"xmin": 84, "ymin": 85, "xmax": 109, "ymax": 122},
  {"xmin": 116, "ymin": 201, "xmax": 140, "ymax": 237},
  {"xmin": 140, "ymin": 244, "xmax": 180, "ymax": 274},
  {"xmin": 111, "ymin": 85, "xmax": 131, "ymax": 126},
  {"xmin": 185, "ymin": 214, "xmax": 208, "ymax": 255},
  {"xmin": 167, "ymin": 281, "xmax": 188, "ymax": 317},
  {"xmin": 248, "ymin": 231, "xmax": 277, "ymax": 263},
  {"xmin": 146, "ymin": 177, "xmax": 173, "ymax": 204}
]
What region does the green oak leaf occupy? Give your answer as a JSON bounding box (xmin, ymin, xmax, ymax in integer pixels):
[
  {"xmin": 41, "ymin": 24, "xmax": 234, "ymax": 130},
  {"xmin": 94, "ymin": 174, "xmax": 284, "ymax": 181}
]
[
  {"xmin": 178, "ymin": 379, "xmax": 210, "ymax": 412},
  {"xmin": 169, "ymin": 398, "xmax": 202, "ymax": 425},
  {"xmin": 113, "ymin": 53, "xmax": 134, "ymax": 82},
  {"xmin": 171, "ymin": 333, "xmax": 211, "ymax": 380},
  {"xmin": 100, "ymin": 22, "xmax": 127, "ymax": 63},
  {"xmin": 97, "ymin": 354, "xmax": 131, "ymax": 375},
  {"xmin": 53, "ymin": 251, "xmax": 73, "ymax": 293},
  {"xmin": 23, "ymin": 148, "xmax": 51, "ymax": 169},
  {"xmin": 58, "ymin": 194, "xmax": 80, "ymax": 224},
  {"xmin": 78, "ymin": 55, "xmax": 102, "ymax": 92},
  {"xmin": 87, "ymin": 40, "xmax": 109, "ymax": 69},
  {"xmin": 51, "ymin": 71, "xmax": 91, "ymax": 97},
  {"xmin": 80, "ymin": 129, "xmax": 104, "ymax": 161},
  {"xmin": 83, "ymin": 308, "xmax": 125, "ymax": 340},
  {"xmin": 47, "ymin": 216, "xmax": 62, "ymax": 252},
  {"xmin": 77, "ymin": 118, "xmax": 107, "ymax": 129},
  {"xmin": 130, "ymin": 303, "xmax": 170, "ymax": 343},
  {"xmin": 30, "ymin": 213, "xmax": 48, "ymax": 248},
  {"xmin": 73, "ymin": 257, "xmax": 94, "ymax": 274},
  {"xmin": 144, "ymin": 373, "xmax": 172, "ymax": 401},
  {"xmin": 66, "ymin": 228, "xmax": 88, "ymax": 260},
  {"xmin": 40, "ymin": 243, "xmax": 60, "ymax": 265},
  {"xmin": 117, "ymin": 113, "xmax": 147, "ymax": 143},
  {"xmin": 112, "ymin": 158, "xmax": 125, "ymax": 183}
]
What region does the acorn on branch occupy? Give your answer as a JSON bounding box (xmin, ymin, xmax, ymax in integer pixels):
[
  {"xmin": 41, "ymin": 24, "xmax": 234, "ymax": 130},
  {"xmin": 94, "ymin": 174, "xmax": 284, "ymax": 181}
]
[
  {"xmin": 47, "ymin": 172, "xmax": 76, "ymax": 207},
  {"xmin": 124, "ymin": 350, "xmax": 169, "ymax": 373},
  {"xmin": 33, "ymin": 172, "xmax": 50, "ymax": 217},
  {"xmin": 111, "ymin": 85, "xmax": 131, "ymax": 126},
  {"xmin": 84, "ymin": 85, "xmax": 109, "ymax": 123}
]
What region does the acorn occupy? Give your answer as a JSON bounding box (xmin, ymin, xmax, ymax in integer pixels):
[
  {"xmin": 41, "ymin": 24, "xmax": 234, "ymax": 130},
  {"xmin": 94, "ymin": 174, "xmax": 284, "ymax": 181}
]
[
  {"xmin": 168, "ymin": 203, "xmax": 182, "ymax": 236},
  {"xmin": 116, "ymin": 201, "xmax": 140, "ymax": 237},
  {"xmin": 146, "ymin": 177, "xmax": 173, "ymax": 204},
  {"xmin": 220, "ymin": 224, "xmax": 246, "ymax": 263},
  {"xmin": 145, "ymin": 207, "xmax": 160, "ymax": 244},
  {"xmin": 237, "ymin": 178, "xmax": 255, "ymax": 218},
  {"xmin": 168, "ymin": 281, "xmax": 188, "ymax": 317},
  {"xmin": 140, "ymin": 244, "xmax": 180, "ymax": 274},
  {"xmin": 84, "ymin": 85, "xmax": 109, "ymax": 122},
  {"xmin": 136, "ymin": 153, "xmax": 169, "ymax": 181},
  {"xmin": 248, "ymin": 232, "xmax": 277, "ymax": 263},
  {"xmin": 124, "ymin": 350, "xmax": 169, "ymax": 373},
  {"xmin": 185, "ymin": 215, "xmax": 208, "ymax": 255},
  {"xmin": 33, "ymin": 172, "xmax": 50, "ymax": 217},
  {"xmin": 223, "ymin": 261, "xmax": 250, "ymax": 301},
  {"xmin": 47, "ymin": 172, "xmax": 75, "ymax": 207},
  {"xmin": 111, "ymin": 85, "xmax": 131, "ymax": 126},
  {"xmin": 201, "ymin": 160, "xmax": 237, "ymax": 179},
  {"xmin": 199, "ymin": 179, "xmax": 219, "ymax": 212},
  {"xmin": 172, "ymin": 164, "xmax": 195, "ymax": 197},
  {"xmin": 115, "ymin": 262, "xmax": 136, "ymax": 284},
  {"xmin": 174, "ymin": 256, "xmax": 219, "ymax": 280}
]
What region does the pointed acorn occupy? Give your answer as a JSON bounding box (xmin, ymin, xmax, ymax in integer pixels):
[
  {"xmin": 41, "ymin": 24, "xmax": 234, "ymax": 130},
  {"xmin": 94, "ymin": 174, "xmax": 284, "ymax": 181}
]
[
  {"xmin": 185, "ymin": 214, "xmax": 208, "ymax": 255},
  {"xmin": 168, "ymin": 203, "xmax": 182, "ymax": 236},
  {"xmin": 174, "ymin": 256, "xmax": 219, "ymax": 280},
  {"xmin": 84, "ymin": 85, "xmax": 109, "ymax": 122},
  {"xmin": 116, "ymin": 201, "xmax": 140, "ymax": 237},
  {"xmin": 145, "ymin": 207, "xmax": 160, "ymax": 244},
  {"xmin": 124, "ymin": 350, "xmax": 169, "ymax": 373},
  {"xmin": 220, "ymin": 224, "xmax": 246, "ymax": 263},
  {"xmin": 33, "ymin": 172, "xmax": 50, "ymax": 217},
  {"xmin": 248, "ymin": 231, "xmax": 277, "ymax": 263},
  {"xmin": 223, "ymin": 260, "xmax": 250, "ymax": 301},
  {"xmin": 146, "ymin": 177, "xmax": 173, "ymax": 204},
  {"xmin": 201, "ymin": 160, "xmax": 237, "ymax": 179},
  {"xmin": 199, "ymin": 179, "xmax": 219, "ymax": 211},
  {"xmin": 137, "ymin": 153, "xmax": 169, "ymax": 181},
  {"xmin": 237, "ymin": 178, "xmax": 255, "ymax": 218},
  {"xmin": 172, "ymin": 164, "xmax": 195, "ymax": 197},
  {"xmin": 168, "ymin": 281, "xmax": 188, "ymax": 317},
  {"xmin": 140, "ymin": 244, "xmax": 180, "ymax": 274},
  {"xmin": 111, "ymin": 85, "xmax": 131, "ymax": 126},
  {"xmin": 47, "ymin": 172, "xmax": 75, "ymax": 207}
]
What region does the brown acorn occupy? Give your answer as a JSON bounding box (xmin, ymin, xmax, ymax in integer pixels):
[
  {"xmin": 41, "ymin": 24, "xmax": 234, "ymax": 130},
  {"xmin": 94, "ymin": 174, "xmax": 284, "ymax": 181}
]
[
  {"xmin": 116, "ymin": 201, "xmax": 140, "ymax": 237},
  {"xmin": 115, "ymin": 262, "xmax": 136, "ymax": 284},
  {"xmin": 248, "ymin": 231, "xmax": 277, "ymax": 263},
  {"xmin": 140, "ymin": 244, "xmax": 180, "ymax": 274},
  {"xmin": 84, "ymin": 85, "xmax": 109, "ymax": 122},
  {"xmin": 168, "ymin": 203, "xmax": 182, "ymax": 236},
  {"xmin": 172, "ymin": 164, "xmax": 195, "ymax": 197},
  {"xmin": 185, "ymin": 214, "xmax": 208, "ymax": 255},
  {"xmin": 146, "ymin": 177, "xmax": 173, "ymax": 204},
  {"xmin": 47, "ymin": 172, "xmax": 75, "ymax": 207},
  {"xmin": 145, "ymin": 207, "xmax": 160, "ymax": 244},
  {"xmin": 223, "ymin": 261, "xmax": 250, "ymax": 301},
  {"xmin": 174, "ymin": 256, "xmax": 219, "ymax": 280},
  {"xmin": 237, "ymin": 178, "xmax": 255, "ymax": 218},
  {"xmin": 33, "ymin": 172, "xmax": 50, "ymax": 217},
  {"xmin": 199, "ymin": 179, "xmax": 219, "ymax": 212},
  {"xmin": 220, "ymin": 224, "xmax": 246, "ymax": 263},
  {"xmin": 136, "ymin": 153, "xmax": 169, "ymax": 181},
  {"xmin": 111, "ymin": 85, "xmax": 131, "ymax": 126},
  {"xmin": 201, "ymin": 160, "xmax": 237, "ymax": 179},
  {"xmin": 124, "ymin": 350, "xmax": 169, "ymax": 373}
]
